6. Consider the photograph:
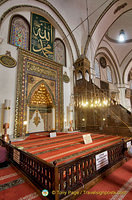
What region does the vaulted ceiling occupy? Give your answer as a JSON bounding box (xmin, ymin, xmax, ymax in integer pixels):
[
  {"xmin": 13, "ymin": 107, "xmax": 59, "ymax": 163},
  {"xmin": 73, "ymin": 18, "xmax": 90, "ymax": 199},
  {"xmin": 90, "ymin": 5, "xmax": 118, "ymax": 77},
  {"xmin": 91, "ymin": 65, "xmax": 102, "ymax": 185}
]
[{"xmin": 0, "ymin": 0, "xmax": 132, "ymax": 83}]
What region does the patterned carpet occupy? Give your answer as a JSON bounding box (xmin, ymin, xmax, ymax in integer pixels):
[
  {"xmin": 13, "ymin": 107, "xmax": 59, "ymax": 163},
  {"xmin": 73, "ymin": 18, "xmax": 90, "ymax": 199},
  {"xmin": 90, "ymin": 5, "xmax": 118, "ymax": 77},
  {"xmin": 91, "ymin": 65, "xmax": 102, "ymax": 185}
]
[
  {"xmin": 0, "ymin": 164, "xmax": 42, "ymax": 200},
  {"xmin": 12, "ymin": 132, "xmax": 124, "ymax": 166}
]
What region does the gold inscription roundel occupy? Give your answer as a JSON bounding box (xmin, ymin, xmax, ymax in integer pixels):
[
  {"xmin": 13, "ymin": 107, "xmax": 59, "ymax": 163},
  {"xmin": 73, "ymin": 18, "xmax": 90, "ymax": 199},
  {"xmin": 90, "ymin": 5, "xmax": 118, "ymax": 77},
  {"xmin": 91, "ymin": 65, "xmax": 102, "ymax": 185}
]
[{"xmin": 0, "ymin": 55, "xmax": 16, "ymax": 68}]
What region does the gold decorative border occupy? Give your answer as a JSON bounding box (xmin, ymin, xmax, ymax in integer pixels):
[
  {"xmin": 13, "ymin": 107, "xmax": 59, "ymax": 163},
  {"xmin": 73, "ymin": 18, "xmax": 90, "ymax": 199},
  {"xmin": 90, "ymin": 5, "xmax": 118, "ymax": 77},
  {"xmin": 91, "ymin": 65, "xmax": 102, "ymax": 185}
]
[{"xmin": 14, "ymin": 48, "xmax": 63, "ymax": 137}]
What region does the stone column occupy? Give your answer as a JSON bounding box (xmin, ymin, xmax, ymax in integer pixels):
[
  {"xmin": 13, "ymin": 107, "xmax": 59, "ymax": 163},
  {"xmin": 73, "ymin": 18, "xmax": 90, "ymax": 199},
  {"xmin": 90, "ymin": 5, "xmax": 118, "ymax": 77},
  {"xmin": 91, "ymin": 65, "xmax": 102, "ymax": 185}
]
[
  {"xmin": 26, "ymin": 106, "xmax": 29, "ymax": 133},
  {"xmin": 117, "ymin": 84, "xmax": 131, "ymax": 111},
  {"xmin": 52, "ymin": 107, "xmax": 55, "ymax": 130},
  {"xmin": 69, "ymin": 103, "xmax": 74, "ymax": 131}
]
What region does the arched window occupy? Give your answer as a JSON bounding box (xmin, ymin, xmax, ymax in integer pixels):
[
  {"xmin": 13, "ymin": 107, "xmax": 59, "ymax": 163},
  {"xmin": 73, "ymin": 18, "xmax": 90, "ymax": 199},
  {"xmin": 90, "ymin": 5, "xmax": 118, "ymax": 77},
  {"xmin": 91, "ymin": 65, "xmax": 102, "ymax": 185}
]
[
  {"xmin": 54, "ymin": 38, "xmax": 66, "ymax": 66},
  {"xmin": 95, "ymin": 60, "xmax": 100, "ymax": 78},
  {"xmin": 130, "ymin": 81, "xmax": 132, "ymax": 89},
  {"xmin": 9, "ymin": 15, "xmax": 29, "ymax": 50},
  {"xmin": 128, "ymin": 69, "xmax": 132, "ymax": 89},
  {"xmin": 85, "ymin": 70, "xmax": 89, "ymax": 81},
  {"xmin": 77, "ymin": 70, "xmax": 82, "ymax": 80},
  {"xmin": 128, "ymin": 68, "xmax": 132, "ymax": 82},
  {"xmin": 107, "ymin": 66, "xmax": 112, "ymax": 83}
]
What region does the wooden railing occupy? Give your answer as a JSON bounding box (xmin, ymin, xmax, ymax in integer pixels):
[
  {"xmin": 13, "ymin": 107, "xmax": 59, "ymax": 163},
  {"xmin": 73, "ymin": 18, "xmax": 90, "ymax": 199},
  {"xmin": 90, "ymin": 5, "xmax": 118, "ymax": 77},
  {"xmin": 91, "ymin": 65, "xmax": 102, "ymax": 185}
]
[
  {"xmin": 0, "ymin": 138, "xmax": 131, "ymax": 200},
  {"xmin": 57, "ymin": 141, "xmax": 125, "ymax": 199},
  {"xmin": 0, "ymin": 139, "xmax": 59, "ymax": 200}
]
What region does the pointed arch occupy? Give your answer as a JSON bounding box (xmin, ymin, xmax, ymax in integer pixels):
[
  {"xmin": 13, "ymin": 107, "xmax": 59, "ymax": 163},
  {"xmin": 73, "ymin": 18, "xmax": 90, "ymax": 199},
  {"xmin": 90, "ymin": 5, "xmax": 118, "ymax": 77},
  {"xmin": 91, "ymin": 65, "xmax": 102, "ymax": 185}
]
[
  {"xmin": 54, "ymin": 38, "xmax": 66, "ymax": 66},
  {"xmin": 94, "ymin": 59, "xmax": 100, "ymax": 78},
  {"xmin": 107, "ymin": 65, "xmax": 112, "ymax": 83},
  {"xmin": 123, "ymin": 59, "xmax": 132, "ymax": 84},
  {"xmin": 28, "ymin": 80, "xmax": 56, "ymax": 107},
  {"xmin": 85, "ymin": 70, "xmax": 90, "ymax": 81},
  {"xmin": 77, "ymin": 70, "xmax": 83, "ymax": 80}
]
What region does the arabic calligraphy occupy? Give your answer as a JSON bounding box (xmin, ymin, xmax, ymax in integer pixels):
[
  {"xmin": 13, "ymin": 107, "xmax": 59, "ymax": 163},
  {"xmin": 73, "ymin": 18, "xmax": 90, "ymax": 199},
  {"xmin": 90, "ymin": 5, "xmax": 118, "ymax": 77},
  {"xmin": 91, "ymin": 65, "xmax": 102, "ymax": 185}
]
[
  {"xmin": 27, "ymin": 62, "xmax": 57, "ymax": 79},
  {"xmin": 31, "ymin": 13, "xmax": 54, "ymax": 59},
  {"xmin": 33, "ymin": 27, "xmax": 50, "ymax": 41},
  {"xmin": 33, "ymin": 40, "xmax": 53, "ymax": 57}
]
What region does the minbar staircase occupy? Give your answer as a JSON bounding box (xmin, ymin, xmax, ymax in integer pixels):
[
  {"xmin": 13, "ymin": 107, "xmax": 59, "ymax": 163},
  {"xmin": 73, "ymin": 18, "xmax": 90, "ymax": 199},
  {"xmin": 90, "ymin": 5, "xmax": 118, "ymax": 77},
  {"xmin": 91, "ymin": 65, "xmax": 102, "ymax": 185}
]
[{"xmin": 104, "ymin": 104, "xmax": 132, "ymax": 137}]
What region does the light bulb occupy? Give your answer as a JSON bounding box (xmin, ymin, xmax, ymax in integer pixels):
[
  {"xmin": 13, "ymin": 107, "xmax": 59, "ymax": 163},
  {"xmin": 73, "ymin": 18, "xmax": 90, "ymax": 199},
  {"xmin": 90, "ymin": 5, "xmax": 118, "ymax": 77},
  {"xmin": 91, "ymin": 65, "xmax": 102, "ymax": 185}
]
[{"xmin": 118, "ymin": 29, "xmax": 125, "ymax": 42}]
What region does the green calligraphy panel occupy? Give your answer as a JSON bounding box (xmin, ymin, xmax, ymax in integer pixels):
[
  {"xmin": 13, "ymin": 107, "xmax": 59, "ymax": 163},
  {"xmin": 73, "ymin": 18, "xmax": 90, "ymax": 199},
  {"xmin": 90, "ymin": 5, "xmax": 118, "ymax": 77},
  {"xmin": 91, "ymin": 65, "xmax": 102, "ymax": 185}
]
[{"xmin": 31, "ymin": 13, "xmax": 55, "ymax": 59}]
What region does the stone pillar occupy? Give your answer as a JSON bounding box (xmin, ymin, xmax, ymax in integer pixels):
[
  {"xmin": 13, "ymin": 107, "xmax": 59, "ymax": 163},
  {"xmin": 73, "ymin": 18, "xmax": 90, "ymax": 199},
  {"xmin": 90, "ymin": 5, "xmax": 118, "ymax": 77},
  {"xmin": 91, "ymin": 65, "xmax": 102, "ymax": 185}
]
[
  {"xmin": 69, "ymin": 104, "xmax": 74, "ymax": 131},
  {"xmin": 118, "ymin": 84, "xmax": 131, "ymax": 111},
  {"xmin": 26, "ymin": 106, "xmax": 29, "ymax": 133},
  {"xmin": 52, "ymin": 107, "xmax": 55, "ymax": 130}
]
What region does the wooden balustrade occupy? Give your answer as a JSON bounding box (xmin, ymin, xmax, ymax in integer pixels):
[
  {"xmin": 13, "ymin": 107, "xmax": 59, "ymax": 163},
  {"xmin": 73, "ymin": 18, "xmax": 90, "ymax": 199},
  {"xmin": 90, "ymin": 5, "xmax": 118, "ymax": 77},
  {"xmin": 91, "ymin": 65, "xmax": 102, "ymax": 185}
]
[
  {"xmin": 57, "ymin": 141, "xmax": 127, "ymax": 199},
  {"xmin": 0, "ymin": 139, "xmax": 58, "ymax": 200},
  {"xmin": 0, "ymin": 138, "xmax": 131, "ymax": 200}
]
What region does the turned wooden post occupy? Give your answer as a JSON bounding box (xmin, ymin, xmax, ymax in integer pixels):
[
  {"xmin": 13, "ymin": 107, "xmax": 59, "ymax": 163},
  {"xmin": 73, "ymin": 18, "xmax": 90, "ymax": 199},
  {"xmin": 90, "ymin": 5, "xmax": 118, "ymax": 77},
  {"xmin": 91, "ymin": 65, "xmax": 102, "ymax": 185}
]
[{"xmin": 53, "ymin": 160, "xmax": 59, "ymax": 200}]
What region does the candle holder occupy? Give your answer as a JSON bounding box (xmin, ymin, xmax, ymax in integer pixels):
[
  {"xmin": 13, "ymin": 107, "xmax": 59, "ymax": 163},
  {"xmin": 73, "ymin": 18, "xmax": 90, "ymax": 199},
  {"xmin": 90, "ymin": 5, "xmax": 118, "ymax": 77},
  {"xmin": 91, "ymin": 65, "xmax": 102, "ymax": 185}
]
[
  {"xmin": 2, "ymin": 123, "xmax": 10, "ymax": 142},
  {"xmin": 69, "ymin": 120, "xmax": 73, "ymax": 131}
]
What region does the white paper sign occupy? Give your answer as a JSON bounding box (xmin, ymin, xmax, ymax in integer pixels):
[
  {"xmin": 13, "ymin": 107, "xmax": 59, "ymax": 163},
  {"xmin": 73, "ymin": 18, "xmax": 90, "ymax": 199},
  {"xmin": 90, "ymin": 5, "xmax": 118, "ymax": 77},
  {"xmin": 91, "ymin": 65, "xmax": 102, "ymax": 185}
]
[
  {"xmin": 50, "ymin": 132, "xmax": 56, "ymax": 138},
  {"xmin": 13, "ymin": 149, "xmax": 20, "ymax": 164},
  {"xmin": 83, "ymin": 134, "xmax": 92, "ymax": 144},
  {"xmin": 96, "ymin": 151, "xmax": 108, "ymax": 170},
  {"xmin": 127, "ymin": 141, "xmax": 131, "ymax": 148}
]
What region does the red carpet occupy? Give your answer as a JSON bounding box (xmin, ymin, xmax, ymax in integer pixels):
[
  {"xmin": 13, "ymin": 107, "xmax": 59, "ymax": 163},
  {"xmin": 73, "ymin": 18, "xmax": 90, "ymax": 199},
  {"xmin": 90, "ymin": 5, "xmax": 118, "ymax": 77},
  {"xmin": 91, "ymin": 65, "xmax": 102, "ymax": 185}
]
[
  {"xmin": 12, "ymin": 132, "xmax": 124, "ymax": 166},
  {"xmin": 0, "ymin": 165, "xmax": 42, "ymax": 200},
  {"xmin": 77, "ymin": 158, "xmax": 132, "ymax": 200}
]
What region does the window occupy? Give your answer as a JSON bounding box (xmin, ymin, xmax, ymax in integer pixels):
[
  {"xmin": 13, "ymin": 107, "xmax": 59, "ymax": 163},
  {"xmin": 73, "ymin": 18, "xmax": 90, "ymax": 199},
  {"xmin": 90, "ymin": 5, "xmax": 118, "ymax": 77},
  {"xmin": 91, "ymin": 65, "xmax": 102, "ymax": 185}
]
[
  {"xmin": 130, "ymin": 81, "xmax": 132, "ymax": 89},
  {"xmin": 54, "ymin": 38, "xmax": 66, "ymax": 66},
  {"xmin": 95, "ymin": 60, "xmax": 100, "ymax": 78},
  {"xmin": 77, "ymin": 70, "xmax": 82, "ymax": 80},
  {"xmin": 85, "ymin": 70, "xmax": 89, "ymax": 81},
  {"xmin": 9, "ymin": 15, "xmax": 29, "ymax": 50},
  {"xmin": 107, "ymin": 66, "xmax": 112, "ymax": 83}
]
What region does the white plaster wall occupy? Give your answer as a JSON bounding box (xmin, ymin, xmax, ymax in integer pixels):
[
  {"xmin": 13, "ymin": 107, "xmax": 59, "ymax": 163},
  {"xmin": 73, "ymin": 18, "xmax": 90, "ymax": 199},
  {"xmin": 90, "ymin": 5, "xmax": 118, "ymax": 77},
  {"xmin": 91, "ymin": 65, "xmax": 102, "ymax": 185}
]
[
  {"xmin": 0, "ymin": 64, "xmax": 17, "ymax": 137},
  {"xmin": 54, "ymin": 15, "xmax": 73, "ymax": 130},
  {"xmin": 100, "ymin": 67, "xmax": 107, "ymax": 82},
  {"xmin": 117, "ymin": 84, "xmax": 131, "ymax": 110},
  {"xmin": 63, "ymin": 68, "xmax": 71, "ymax": 128},
  {"xmin": 109, "ymin": 83, "xmax": 118, "ymax": 92},
  {"xmin": 55, "ymin": 25, "xmax": 74, "ymax": 129},
  {"xmin": 49, "ymin": 0, "xmax": 88, "ymax": 54},
  {"xmin": 94, "ymin": 78, "xmax": 100, "ymax": 88},
  {"xmin": 0, "ymin": 102, "xmax": 4, "ymax": 136}
]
